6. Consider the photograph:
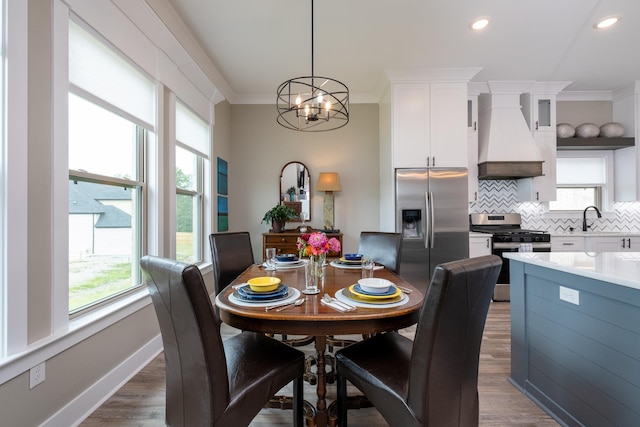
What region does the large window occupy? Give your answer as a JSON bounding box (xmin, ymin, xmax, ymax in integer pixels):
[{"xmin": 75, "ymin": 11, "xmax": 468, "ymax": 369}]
[
  {"xmin": 68, "ymin": 95, "xmax": 146, "ymax": 313},
  {"xmin": 175, "ymin": 102, "xmax": 208, "ymax": 264},
  {"xmin": 68, "ymin": 20, "xmax": 154, "ymax": 314},
  {"xmin": 549, "ymin": 152, "xmax": 612, "ymax": 212},
  {"xmin": 176, "ymin": 146, "xmax": 203, "ymax": 263}
]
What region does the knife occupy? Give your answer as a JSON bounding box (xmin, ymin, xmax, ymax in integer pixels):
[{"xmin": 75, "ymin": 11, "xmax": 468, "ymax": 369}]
[
  {"xmin": 320, "ymin": 299, "xmax": 346, "ymax": 312},
  {"xmin": 265, "ymin": 300, "xmax": 297, "ymax": 311}
]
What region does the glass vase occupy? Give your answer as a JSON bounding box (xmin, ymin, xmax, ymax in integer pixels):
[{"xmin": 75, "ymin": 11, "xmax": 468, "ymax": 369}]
[{"xmin": 304, "ymin": 253, "xmax": 326, "ymax": 294}]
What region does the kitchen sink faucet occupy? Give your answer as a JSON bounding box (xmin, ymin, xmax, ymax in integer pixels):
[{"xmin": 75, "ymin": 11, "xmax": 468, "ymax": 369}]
[{"xmin": 582, "ymin": 205, "xmax": 602, "ymax": 232}]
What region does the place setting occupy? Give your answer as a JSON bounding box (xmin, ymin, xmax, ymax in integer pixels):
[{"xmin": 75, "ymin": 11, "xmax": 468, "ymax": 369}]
[
  {"xmin": 333, "ymin": 277, "xmax": 410, "ymax": 309},
  {"xmin": 228, "ymin": 276, "xmax": 302, "ymax": 308},
  {"xmin": 329, "ymin": 253, "xmax": 384, "ymax": 271},
  {"xmin": 263, "ymin": 251, "xmax": 306, "ymax": 270}
]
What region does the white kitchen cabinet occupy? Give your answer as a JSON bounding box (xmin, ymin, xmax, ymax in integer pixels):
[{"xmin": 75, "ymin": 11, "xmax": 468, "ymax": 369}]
[
  {"xmin": 552, "ymin": 235, "xmax": 640, "ymax": 252},
  {"xmin": 522, "ymin": 94, "xmax": 557, "ymax": 131},
  {"xmin": 551, "ymin": 235, "xmax": 585, "ymax": 252},
  {"xmin": 392, "ymin": 82, "xmax": 468, "ymax": 168},
  {"xmin": 468, "ymin": 94, "xmax": 479, "ymax": 202},
  {"xmin": 521, "ymin": 87, "xmax": 569, "ymax": 133},
  {"xmin": 587, "ymin": 236, "xmax": 640, "ymax": 252},
  {"xmin": 469, "ymin": 234, "xmax": 491, "ymax": 257},
  {"xmin": 613, "ymin": 81, "xmax": 640, "ymax": 201}
]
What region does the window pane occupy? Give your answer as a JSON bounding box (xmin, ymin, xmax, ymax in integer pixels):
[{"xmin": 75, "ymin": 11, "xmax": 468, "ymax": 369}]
[
  {"xmin": 69, "ymin": 93, "xmax": 137, "ymax": 179},
  {"xmin": 69, "ymin": 180, "xmax": 142, "ymax": 312},
  {"xmin": 176, "ymin": 193, "xmax": 201, "ymax": 263},
  {"xmin": 176, "ymin": 146, "xmax": 196, "ymax": 191},
  {"xmin": 549, "ymin": 187, "xmax": 598, "ymax": 211}
]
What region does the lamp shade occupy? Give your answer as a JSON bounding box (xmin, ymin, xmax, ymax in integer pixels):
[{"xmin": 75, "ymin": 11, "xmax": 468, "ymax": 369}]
[{"xmin": 316, "ymin": 172, "xmax": 342, "ymax": 192}]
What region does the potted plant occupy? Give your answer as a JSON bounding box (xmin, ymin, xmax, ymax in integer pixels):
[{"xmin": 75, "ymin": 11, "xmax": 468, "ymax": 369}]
[
  {"xmin": 262, "ymin": 203, "xmax": 298, "ymax": 233},
  {"xmin": 286, "ymin": 186, "xmax": 296, "ymax": 201}
]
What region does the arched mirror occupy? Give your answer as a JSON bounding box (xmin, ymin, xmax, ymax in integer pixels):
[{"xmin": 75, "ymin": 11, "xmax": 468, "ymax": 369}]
[{"xmin": 280, "ymin": 161, "xmax": 311, "ymax": 222}]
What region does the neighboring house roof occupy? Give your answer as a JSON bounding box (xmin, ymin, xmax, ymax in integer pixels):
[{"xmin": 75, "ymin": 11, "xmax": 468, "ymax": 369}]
[
  {"xmin": 95, "ymin": 205, "xmax": 132, "ymax": 228},
  {"xmin": 69, "ymin": 181, "xmax": 132, "ymax": 228}
]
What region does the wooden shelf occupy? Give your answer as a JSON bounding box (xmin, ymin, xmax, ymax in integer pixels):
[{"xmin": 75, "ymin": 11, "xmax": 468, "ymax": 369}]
[{"xmin": 557, "ymin": 137, "xmax": 635, "ymax": 150}]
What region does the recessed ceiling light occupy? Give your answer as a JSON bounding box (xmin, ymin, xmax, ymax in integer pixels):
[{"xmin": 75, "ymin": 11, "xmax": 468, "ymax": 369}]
[
  {"xmin": 470, "ymin": 17, "xmax": 490, "ymax": 31},
  {"xmin": 593, "ymin": 16, "xmax": 620, "ymax": 29}
]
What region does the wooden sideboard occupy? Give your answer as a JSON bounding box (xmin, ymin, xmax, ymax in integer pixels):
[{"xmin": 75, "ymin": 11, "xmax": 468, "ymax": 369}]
[{"xmin": 262, "ymin": 228, "xmax": 343, "ymax": 261}]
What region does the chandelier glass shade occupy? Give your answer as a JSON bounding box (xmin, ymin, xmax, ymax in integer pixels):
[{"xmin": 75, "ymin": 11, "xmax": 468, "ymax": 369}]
[{"xmin": 276, "ymin": 0, "xmax": 349, "ymax": 132}]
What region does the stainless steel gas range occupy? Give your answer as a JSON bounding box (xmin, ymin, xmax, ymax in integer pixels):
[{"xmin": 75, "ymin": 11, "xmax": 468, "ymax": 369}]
[{"xmin": 469, "ymin": 213, "xmax": 551, "ymax": 301}]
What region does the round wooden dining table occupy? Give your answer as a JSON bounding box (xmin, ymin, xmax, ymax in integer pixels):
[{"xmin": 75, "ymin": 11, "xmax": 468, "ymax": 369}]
[{"xmin": 215, "ymin": 261, "xmax": 424, "ymax": 427}]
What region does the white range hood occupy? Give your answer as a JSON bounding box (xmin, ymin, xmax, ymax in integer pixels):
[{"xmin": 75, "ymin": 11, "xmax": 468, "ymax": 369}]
[{"xmin": 477, "ymin": 83, "xmax": 543, "ymax": 180}]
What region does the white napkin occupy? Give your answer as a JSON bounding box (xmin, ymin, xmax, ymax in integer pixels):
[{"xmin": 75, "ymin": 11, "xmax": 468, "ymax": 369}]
[{"xmin": 320, "ymin": 299, "xmax": 347, "ymax": 312}]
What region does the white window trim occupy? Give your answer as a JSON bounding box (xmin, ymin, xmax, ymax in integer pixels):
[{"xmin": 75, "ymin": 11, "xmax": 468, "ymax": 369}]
[
  {"xmin": 3, "ymin": 0, "xmax": 29, "ymax": 356},
  {"xmin": 2, "ymin": 0, "xmax": 217, "ymax": 365},
  {"xmin": 542, "ymin": 150, "xmax": 615, "ymax": 220}
]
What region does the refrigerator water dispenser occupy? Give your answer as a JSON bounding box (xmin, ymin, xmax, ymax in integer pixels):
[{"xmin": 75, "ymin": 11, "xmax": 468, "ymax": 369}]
[{"xmin": 401, "ymin": 209, "xmax": 422, "ymax": 238}]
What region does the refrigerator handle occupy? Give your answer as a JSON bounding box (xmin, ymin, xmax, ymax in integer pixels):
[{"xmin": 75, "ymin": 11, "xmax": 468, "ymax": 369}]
[
  {"xmin": 424, "ymin": 192, "xmax": 429, "ymax": 248},
  {"xmin": 425, "ymin": 191, "xmax": 435, "ymax": 249},
  {"xmin": 429, "ymin": 191, "xmax": 435, "ymax": 248}
]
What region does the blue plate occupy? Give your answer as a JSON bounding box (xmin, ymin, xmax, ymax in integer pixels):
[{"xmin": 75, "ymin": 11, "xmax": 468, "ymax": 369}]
[
  {"xmin": 353, "ymin": 283, "xmax": 395, "ymax": 296},
  {"xmin": 237, "ymin": 284, "xmax": 289, "ymax": 300},
  {"xmin": 275, "ymin": 254, "xmax": 298, "ymax": 262}
]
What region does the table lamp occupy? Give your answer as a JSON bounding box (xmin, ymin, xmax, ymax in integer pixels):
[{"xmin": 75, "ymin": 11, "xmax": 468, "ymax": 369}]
[{"xmin": 316, "ymin": 172, "xmax": 342, "ymax": 231}]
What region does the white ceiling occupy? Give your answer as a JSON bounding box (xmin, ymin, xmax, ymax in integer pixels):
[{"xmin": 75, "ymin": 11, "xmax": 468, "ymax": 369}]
[{"xmin": 158, "ymin": 0, "xmax": 640, "ymax": 104}]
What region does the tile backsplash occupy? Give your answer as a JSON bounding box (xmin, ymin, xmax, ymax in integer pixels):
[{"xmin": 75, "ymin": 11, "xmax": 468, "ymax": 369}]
[{"xmin": 469, "ymin": 180, "xmax": 640, "ymax": 233}]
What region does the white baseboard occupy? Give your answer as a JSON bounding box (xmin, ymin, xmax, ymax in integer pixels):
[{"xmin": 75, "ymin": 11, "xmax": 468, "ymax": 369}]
[{"xmin": 41, "ymin": 335, "xmax": 163, "ymax": 427}]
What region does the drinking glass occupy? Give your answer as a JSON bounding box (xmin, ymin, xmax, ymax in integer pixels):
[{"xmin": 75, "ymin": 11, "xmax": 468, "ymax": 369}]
[
  {"xmin": 265, "ymin": 247, "xmax": 277, "ymax": 270},
  {"xmin": 303, "ymin": 259, "xmax": 321, "ymax": 294},
  {"xmin": 362, "ymin": 257, "xmax": 375, "ymax": 279}
]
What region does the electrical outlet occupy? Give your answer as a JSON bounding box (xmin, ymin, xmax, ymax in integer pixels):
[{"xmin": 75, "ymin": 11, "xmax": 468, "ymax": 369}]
[
  {"xmin": 29, "ymin": 362, "xmax": 46, "ymax": 389},
  {"xmin": 559, "ymin": 286, "xmax": 579, "ymax": 305}
]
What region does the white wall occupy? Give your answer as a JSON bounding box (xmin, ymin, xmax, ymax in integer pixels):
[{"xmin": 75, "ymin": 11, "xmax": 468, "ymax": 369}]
[{"xmin": 229, "ymin": 104, "xmax": 381, "ymax": 259}]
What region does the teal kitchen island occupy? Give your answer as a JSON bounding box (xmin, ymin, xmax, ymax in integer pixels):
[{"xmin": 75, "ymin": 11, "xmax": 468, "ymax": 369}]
[{"xmin": 504, "ymin": 252, "xmax": 640, "ymax": 427}]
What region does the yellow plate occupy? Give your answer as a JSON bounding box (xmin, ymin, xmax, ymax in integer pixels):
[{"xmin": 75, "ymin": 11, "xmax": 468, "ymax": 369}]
[
  {"xmin": 339, "ymin": 257, "xmax": 367, "ymax": 264},
  {"xmin": 343, "ymin": 287, "xmax": 403, "ymax": 304},
  {"xmin": 348, "ymin": 284, "xmax": 401, "ymax": 300},
  {"xmin": 247, "ymin": 277, "xmax": 281, "ymax": 292}
]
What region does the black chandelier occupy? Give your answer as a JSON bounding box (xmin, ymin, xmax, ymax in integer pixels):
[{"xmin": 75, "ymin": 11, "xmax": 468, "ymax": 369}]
[{"xmin": 276, "ymin": 0, "xmax": 349, "ymax": 132}]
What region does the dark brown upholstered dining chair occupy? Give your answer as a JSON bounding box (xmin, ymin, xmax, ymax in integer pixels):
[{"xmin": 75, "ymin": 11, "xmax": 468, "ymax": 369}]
[
  {"xmin": 140, "ymin": 255, "xmax": 305, "ymax": 427},
  {"xmin": 335, "ymin": 255, "xmax": 502, "ymax": 427},
  {"xmin": 357, "ymin": 231, "xmax": 403, "ymax": 273},
  {"xmin": 209, "ymin": 232, "xmax": 255, "ymax": 296}
]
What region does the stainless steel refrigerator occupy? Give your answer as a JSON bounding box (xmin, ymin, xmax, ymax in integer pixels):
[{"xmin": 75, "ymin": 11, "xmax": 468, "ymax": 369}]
[{"xmin": 395, "ymin": 168, "xmax": 469, "ymax": 291}]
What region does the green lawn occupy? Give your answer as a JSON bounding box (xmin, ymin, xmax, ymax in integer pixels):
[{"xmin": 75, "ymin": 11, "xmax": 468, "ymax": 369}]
[{"xmin": 69, "ymin": 261, "xmax": 133, "ymax": 311}]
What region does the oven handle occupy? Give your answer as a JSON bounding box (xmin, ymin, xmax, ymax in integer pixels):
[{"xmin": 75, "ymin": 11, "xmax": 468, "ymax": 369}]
[{"xmin": 493, "ymin": 242, "xmax": 551, "ymax": 250}]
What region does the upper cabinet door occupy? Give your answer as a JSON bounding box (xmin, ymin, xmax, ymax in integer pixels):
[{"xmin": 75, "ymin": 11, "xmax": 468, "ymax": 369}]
[
  {"xmin": 430, "ymin": 82, "xmax": 468, "ymax": 168},
  {"xmin": 533, "ymin": 95, "xmax": 556, "ymax": 131},
  {"xmin": 392, "ymin": 84, "xmax": 429, "ymax": 168},
  {"xmin": 521, "ymin": 92, "xmax": 559, "ymax": 133},
  {"xmin": 392, "ymin": 82, "xmax": 468, "ymax": 168}
]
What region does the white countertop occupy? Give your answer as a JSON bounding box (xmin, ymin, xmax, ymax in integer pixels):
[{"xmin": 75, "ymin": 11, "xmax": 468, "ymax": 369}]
[
  {"xmin": 551, "ymin": 232, "xmax": 640, "ymax": 237},
  {"xmin": 504, "ymin": 252, "xmax": 640, "ymax": 290}
]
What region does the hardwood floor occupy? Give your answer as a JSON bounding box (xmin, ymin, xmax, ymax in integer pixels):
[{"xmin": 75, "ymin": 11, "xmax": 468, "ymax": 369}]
[{"xmin": 81, "ymin": 302, "xmax": 559, "ymax": 426}]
